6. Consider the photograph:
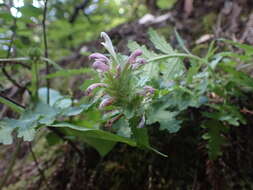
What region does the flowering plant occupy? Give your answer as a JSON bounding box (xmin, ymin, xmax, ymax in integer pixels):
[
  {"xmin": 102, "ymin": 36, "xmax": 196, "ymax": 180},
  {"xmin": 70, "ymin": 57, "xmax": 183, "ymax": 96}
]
[{"xmin": 86, "ymin": 32, "xmax": 155, "ymax": 130}]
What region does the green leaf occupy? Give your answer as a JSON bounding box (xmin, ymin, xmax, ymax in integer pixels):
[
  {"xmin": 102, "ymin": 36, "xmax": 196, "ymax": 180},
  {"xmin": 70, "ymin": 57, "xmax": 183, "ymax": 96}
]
[
  {"xmin": 79, "ymin": 136, "xmax": 115, "ymax": 157},
  {"xmin": 202, "ymin": 120, "xmax": 228, "ymax": 160},
  {"xmin": 112, "ymin": 118, "xmax": 132, "ymax": 138},
  {"xmin": 132, "ymin": 126, "xmax": 168, "ymax": 157},
  {"xmin": 204, "ymin": 104, "xmax": 246, "ymax": 126},
  {"xmin": 50, "ymin": 122, "xmax": 137, "ymax": 146},
  {"xmin": 221, "ymin": 39, "xmax": 253, "ymax": 56},
  {"xmin": 146, "ymin": 99, "xmax": 182, "ymax": 133},
  {"xmin": 0, "ymin": 101, "xmax": 60, "ymax": 144},
  {"xmin": 38, "ymin": 88, "xmax": 72, "ymax": 108},
  {"xmin": 0, "ymin": 120, "xmax": 15, "ymax": 144},
  {"xmin": 20, "ymin": 5, "xmax": 42, "ymax": 17},
  {"xmin": 46, "ymin": 132, "xmax": 62, "ymax": 146},
  {"xmin": 0, "ymin": 12, "xmax": 13, "ymax": 20},
  {"xmin": 174, "ymin": 29, "xmax": 190, "ymax": 54},
  {"xmin": 148, "ymin": 28, "xmax": 173, "ymax": 54},
  {"xmin": 46, "ymin": 68, "xmax": 95, "ymax": 79}
]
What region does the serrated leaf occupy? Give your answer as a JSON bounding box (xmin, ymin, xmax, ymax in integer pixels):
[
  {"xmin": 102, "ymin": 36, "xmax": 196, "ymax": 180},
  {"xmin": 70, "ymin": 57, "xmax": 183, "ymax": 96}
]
[
  {"xmin": 0, "ymin": 102, "xmax": 60, "ymax": 144},
  {"xmin": 0, "ymin": 120, "xmax": 15, "ymax": 144},
  {"xmin": 202, "ymin": 120, "xmax": 228, "ymax": 160},
  {"xmin": 146, "ymin": 100, "xmax": 181, "ymax": 133},
  {"xmin": 159, "ymin": 119, "xmax": 182, "ymax": 133},
  {"xmin": 148, "ymin": 28, "xmax": 173, "ymax": 54}
]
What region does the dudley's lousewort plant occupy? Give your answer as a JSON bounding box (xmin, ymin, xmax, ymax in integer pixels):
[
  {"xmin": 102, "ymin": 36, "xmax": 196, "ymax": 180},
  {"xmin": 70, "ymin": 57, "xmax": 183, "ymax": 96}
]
[{"xmin": 1, "ymin": 29, "xmax": 253, "ymax": 159}]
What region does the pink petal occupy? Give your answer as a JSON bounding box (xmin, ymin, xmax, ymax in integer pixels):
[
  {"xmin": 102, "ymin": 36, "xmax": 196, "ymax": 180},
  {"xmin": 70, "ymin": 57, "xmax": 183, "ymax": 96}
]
[
  {"xmin": 92, "ymin": 61, "xmax": 109, "ymax": 72},
  {"xmin": 99, "ymin": 97, "xmax": 114, "ymax": 109},
  {"xmin": 89, "ymin": 53, "xmax": 109, "ymax": 63}
]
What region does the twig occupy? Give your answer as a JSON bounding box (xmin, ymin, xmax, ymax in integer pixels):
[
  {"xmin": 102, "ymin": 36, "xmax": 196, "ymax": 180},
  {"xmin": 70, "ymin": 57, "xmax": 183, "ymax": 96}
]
[
  {"xmin": 1, "ymin": 11, "xmax": 20, "ymax": 89},
  {"xmin": 1, "ymin": 7, "xmax": 30, "ymax": 93},
  {"xmin": 69, "ymin": 0, "xmax": 91, "ymax": 23},
  {"xmin": 48, "ymin": 127, "xmax": 84, "ymax": 158},
  {"xmin": 29, "ymin": 143, "xmax": 52, "ymax": 190},
  {"xmin": 2, "ymin": 67, "xmax": 24, "ymax": 89},
  {"xmin": 42, "ymin": 0, "xmax": 50, "ymax": 104},
  {"xmin": 0, "ymin": 139, "xmax": 21, "ymax": 189},
  {"xmin": 0, "ymin": 61, "xmax": 31, "ymax": 69}
]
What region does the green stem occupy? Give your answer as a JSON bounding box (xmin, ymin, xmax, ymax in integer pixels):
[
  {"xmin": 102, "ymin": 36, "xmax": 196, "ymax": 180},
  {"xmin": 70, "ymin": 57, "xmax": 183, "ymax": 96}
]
[
  {"xmin": 31, "ymin": 60, "xmax": 39, "ymax": 100},
  {"xmin": 147, "ymin": 53, "xmax": 204, "ymax": 63},
  {"xmin": 0, "ymin": 57, "xmax": 30, "ymax": 62}
]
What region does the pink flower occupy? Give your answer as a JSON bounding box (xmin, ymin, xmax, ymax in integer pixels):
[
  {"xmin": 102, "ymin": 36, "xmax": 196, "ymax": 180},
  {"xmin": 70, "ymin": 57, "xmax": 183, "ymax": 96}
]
[
  {"xmin": 128, "ymin": 49, "xmax": 143, "ymax": 64},
  {"xmin": 85, "ymin": 83, "xmax": 108, "ymax": 96},
  {"xmin": 99, "ymin": 97, "xmax": 114, "ymax": 109},
  {"xmin": 89, "ymin": 53, "xmax": 109, "ymax": 64},
  {"xmin": 92, "ymin": 61, "xmax": 109, "ymax": 72}
]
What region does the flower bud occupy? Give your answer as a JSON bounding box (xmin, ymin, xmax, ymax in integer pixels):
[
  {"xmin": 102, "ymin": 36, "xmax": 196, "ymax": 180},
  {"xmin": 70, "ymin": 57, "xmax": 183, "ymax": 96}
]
[
  {"xmin": 136, "ymin": 58, "xmax": 147, "ymax": 65},
  {"xmin": 92, "ymin": 61, "xmax": 109, "ymax": 72},
  {"xmin": 143, "ymin": 86, "xmax": 155, "ymax": 94},
  {"xmin": 85, "ymin": 83, "xmax": 108, "ymax": 96},
  {"xmin": 131, "ymin": 58, "xmax": 147, "ymax": 70},
  {"xmin": 99, "ymin": 97, "xmax": 114, "ymax": 109},
  {"xmin": 139, "ymin": 86, "xmax": 155, "ymax": 96},
  {"xmin": 128, "ymin": 49, "xmax": 143, "ymax": 64},
  {"xmin": 89, "ymin": 53, "xmax": 109, "ymax": 63}
]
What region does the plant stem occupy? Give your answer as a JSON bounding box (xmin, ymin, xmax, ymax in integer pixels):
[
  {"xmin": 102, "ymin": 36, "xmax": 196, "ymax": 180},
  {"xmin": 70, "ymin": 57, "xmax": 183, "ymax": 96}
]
[
  {"xmin": 42, "ymin": 0, "xmax": 50, "ymax": 104},
  {"xmin": 147, "ymin": 53, "xmax": 204, "ymax": 63}
]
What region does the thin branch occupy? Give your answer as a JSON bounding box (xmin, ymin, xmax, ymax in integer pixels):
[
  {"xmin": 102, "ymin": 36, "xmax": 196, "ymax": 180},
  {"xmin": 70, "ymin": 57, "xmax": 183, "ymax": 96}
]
[
  {"xmin": 0, "ymin": 139, "xmax": 21, "ymax": 189},
  {"xmin": 29, "ymin": 143, "xmax": 52, "ymax": 190},
  {"xmin": 1, "ymin": 7, "xmax": 30, "ymax": 93},
  {"xmin": 48, "ymin": 127, "xmax": 84, "ymax": 158},
  {"xmin": 0, "ymin": 60, "xmax": 31, "ymax": 69},
  {"xmin": 2, "ymin": 67, "xmax": 24, "ymax": 89},
  {"xmin": 69, "ymin": 0, "xmax": 91, "ymax": 23},
  {"xmin": 0, "ymin": 92, "xmax": 26, "ymax": 113},
  {"xmin": 42, "ymin": 0, "xmax": 50, "ymax": 104},
  {"xmin": 1, "ymin": 11, "xmax": 20, "ymax": 89}
]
